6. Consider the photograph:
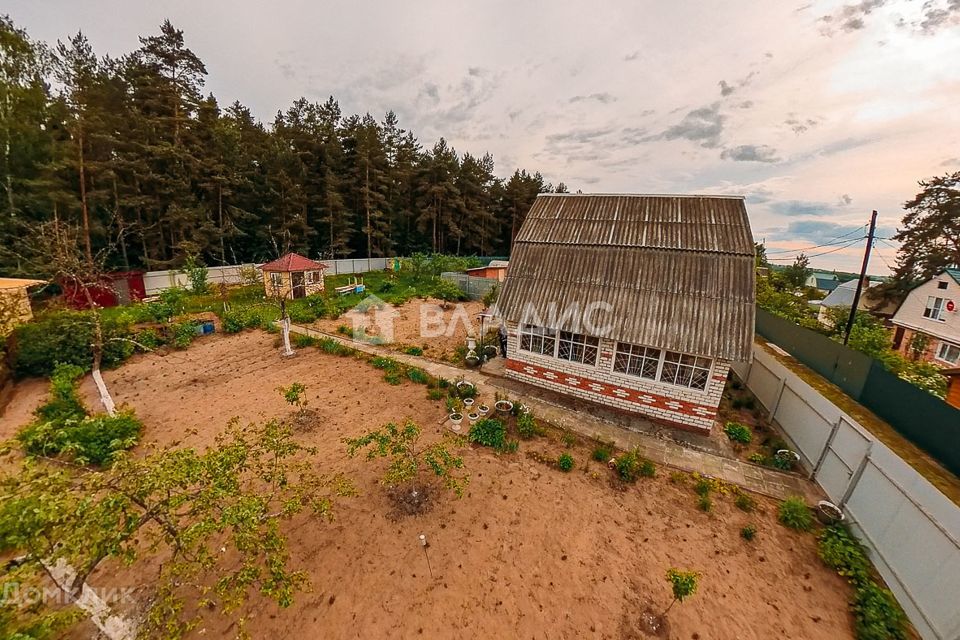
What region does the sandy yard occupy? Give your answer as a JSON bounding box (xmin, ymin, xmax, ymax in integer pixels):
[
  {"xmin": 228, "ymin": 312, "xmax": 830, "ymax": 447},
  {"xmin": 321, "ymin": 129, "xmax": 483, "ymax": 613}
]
[
  {"xmin": 1, "ymin": 331, "xmax": 855, "ymax": 640},
  {"xmin": 310, "ymin": 297, "xmax": 488, "ymax": 361}
]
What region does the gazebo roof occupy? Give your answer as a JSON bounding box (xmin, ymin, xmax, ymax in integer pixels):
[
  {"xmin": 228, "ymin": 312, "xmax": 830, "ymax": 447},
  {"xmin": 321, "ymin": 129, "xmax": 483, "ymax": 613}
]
[{"xmin": 260, "ymin": 253, "xmax": 328, "ymax": 272}]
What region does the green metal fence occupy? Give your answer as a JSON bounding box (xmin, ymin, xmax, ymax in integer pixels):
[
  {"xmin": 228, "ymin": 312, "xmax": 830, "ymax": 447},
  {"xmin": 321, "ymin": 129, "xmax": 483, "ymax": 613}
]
[{"xmin": 755, "ymin": 308, "xmax": 960, "ymax": 475}]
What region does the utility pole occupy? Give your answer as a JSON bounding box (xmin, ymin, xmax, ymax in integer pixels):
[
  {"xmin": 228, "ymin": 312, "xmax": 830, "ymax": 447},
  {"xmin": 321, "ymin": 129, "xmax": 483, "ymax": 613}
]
[{"xmin": 843, "ymin": 210, "xmax": 878, "ymax": 345}]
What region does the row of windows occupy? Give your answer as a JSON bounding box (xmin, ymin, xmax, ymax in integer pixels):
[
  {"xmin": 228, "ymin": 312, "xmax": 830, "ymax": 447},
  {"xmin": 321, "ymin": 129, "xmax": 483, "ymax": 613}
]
[
  {"xmin": 517, "ymin": 324, "xmax": 713, "ymax": 391},
  {"xmin": 269, "ymin": 271, "xmax": 322, "ymax": 287}
]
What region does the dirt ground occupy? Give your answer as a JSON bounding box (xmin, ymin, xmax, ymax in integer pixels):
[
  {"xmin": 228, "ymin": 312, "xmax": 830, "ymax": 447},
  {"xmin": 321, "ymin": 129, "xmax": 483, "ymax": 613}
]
[
  {"xmin": 1, "ymin": 331, "xmax": 855, "ymax": 639},
  {"xmin": 310, "ymin": 297, "xmax": 488, "ymax": 361}
]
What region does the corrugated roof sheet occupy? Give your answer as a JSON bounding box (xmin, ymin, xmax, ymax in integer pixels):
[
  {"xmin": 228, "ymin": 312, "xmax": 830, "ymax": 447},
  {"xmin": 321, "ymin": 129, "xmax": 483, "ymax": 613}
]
[{"xmin": 498, "ymin": 194, "xmax": 756, "ymax": 361}]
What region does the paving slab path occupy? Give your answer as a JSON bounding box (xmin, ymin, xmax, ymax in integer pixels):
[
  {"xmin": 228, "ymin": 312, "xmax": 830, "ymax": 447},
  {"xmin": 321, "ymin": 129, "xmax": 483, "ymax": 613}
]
[{"xmin": 289, "ymin": 324, "xmax": 820, "ymax": 502}]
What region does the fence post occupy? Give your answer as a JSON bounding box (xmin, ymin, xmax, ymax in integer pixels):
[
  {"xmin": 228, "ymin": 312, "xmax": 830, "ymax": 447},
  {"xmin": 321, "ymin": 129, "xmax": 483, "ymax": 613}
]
[
  {"xmin": 840, "ymin": 441, "xmax": 873, "ymax": 509},
  {"xmin": 770, "ymin": 375, "xmax": 788, "ymax": 419},
  {"xmin": 811, "ymin": 417, "xmax": 842, "ymax": 480}
]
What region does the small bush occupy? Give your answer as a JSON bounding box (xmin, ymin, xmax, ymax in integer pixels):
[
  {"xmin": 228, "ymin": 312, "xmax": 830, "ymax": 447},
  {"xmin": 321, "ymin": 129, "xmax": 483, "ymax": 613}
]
[
  {"xmin": 370, "ymin": 356, "xmax": 397, "ymax": 370},
  {"xmin": 20, "ymin": 410, "xmax": 142, "ymax": 466},
  {"xmin": 778, "ymin": 496, "xmax": 814, "ymax": 532},
  {"xmin": 740, "ymin": 524, "xmax": 757, "ymax": 541},
  {"xmin": 853, "ymin": 581, "xmax": 907, "ymax": 640},
  {"xmin": 516, "ymin": 411, "xmax": 541, "ymax": 439},
  {"xmin": 317, "ymin": 338, "xmax": 354, "ymax": 356},
  {"xmin": 638, "ymin": 459, "xmax": 656, "ymax": 478},
  {"xmin": 592, "ymin": 445, "xmax": 613, "ymax": 462},
  {"xmin": 694, "ymin": 477, "xmax": 712, "ymax": 497},
  {"xmin": 427, "ymin": 388, "xmax": 444, "ymax": 401},
  {"xmin": 34, "ymin": 364, "xmax": 87, "ymax": 424},
  {"xmin": 557, "ymin": 452, "xmax": 575, "ymax": 472},
  {"xmin": 404, "ymin": 346, "xmax": 424, "ymax": 356},
  {"xmin": 615, "ymin": 449, "xmax": 652, "ymax": 483},
  {"xmin": 734, "ymin": 492, "xmax": 757, "ymax": 513},
  {"xmin": 747, "ymin": 452, "xmax": 768, "ymax": 465},
  {"xmin": 723, "ymin": 422, "xmax": 752, "ymax": 445},
  {"xmin": 818, "ymin": 524, "xmax": 871, "ymax": 583},
  {"xmin": 170, "ymin": 321, "xmax": 197, "ymax": 349},
  {"xmin": 383, "ymin": 371, "xmax": 403, "ymax": 385},
  {"xmin": 561, "ymin": 432, "xmax": 577, "ymax": 448},
  {"xmin": 292, "ymin": 333, "xmax": 317, "ymax": 348},
  {"xmin": 10, "ymin": 310, "xmax": 134, "ymax": 378},
  {"xmin": 697, "ymin": 494, "xmax": 712, "ymax": 512},
  {"xmin": 502, "ymin": 439, "xmax": 519, "ymax": 453},
  {"xmin": 468, "ymin": 418, "xmax": 506, "ymax": 449},
  {"xmin": 406, "ymin": 368, "xmax": 431, "ymax": 385}
]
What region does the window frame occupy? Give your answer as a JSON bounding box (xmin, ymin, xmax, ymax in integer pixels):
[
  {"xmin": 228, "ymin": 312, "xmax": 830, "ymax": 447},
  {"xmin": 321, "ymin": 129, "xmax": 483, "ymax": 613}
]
[
  {"xmin": 936, "ymin": 341, "xmax": 960, "ymax": 365},
  {"xmin": 269, "ymin": 272, "xmax": 283, "ymax": 289},
  {"xmin": 924, "ymin": 296, "xmax": 946, "ymax": 321},
  {"xmin": 518, "ymin": 324, "xmax": 558, "ymax": 357},
  {"xmin": 557, "ymin": 330, "xmax": 600, "ymax": 366},
  {"xmin": 612, "ymin": 341, "xmax": 714, "ymax": 392}
]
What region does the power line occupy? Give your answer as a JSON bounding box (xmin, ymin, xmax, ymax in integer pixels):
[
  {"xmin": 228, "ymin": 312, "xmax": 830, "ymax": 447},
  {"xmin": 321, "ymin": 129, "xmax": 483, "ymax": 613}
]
[
  {"xmin": 764, "ymin": 225, "xmax": 867, "ymax": 255},
  {"xmin": 766, "ymin": 237, "xmax": 865, "ymax": 261}
]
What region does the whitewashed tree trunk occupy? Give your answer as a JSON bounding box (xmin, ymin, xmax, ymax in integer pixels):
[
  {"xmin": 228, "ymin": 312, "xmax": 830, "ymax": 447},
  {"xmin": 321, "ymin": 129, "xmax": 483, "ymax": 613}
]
[
  {"xmin": 91, "ymin": 368, "xmax": 116, "ymax": 416},
  {"xmin": 45, "ymin": 559, "xmax": 135, "ymax": 640},
  {"xmin": 281, "ymin": 317, "xmax": 294, "ymax": 357}
]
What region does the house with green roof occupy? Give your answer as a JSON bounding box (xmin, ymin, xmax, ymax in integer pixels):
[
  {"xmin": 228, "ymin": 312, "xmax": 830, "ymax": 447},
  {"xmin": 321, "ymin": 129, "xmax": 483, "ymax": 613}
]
[{"xmin": 891, "ymin": 268, "xmax": 960, "ymax": 366}]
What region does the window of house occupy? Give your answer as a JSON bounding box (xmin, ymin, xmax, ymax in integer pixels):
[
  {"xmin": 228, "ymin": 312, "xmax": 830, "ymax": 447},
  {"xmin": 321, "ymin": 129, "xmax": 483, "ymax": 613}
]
[
  {"xmin": 269, "ymin": 272, "xmax": 283, "ymax": 289},
  {"xmin": 306, "ymin": 271, "xmax": 320, "ymax": 284},
  {"xmin": 614, "ymin": 342, "xmax": 712, "ymax": 391},
  {"xmin": 924, "ymin": 296, "xmax": 945, "ymax": 321},
  {"xmin": 938, "ymin": 281, "xmax": 948, "ymax": 290},
  {"xmin": 613, "ymin": 343, "xmax": 661, "ymax": 380},
  {"xmin": 519, "ymin": 325, "xmax": 557, "ymax": 356},
  {"xmin": 936, "ymin": 341, "xmax": 960, "ymax": 365},
  {"xmin": 557, "ymin": 331, "xmax": 600, "ymax": 366}
]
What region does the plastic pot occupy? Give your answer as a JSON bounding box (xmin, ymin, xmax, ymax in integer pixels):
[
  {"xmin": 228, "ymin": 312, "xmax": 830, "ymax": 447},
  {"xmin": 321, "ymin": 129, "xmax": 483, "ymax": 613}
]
[
  {"xmin": 449, "ymin": 413, "xmax": 463, "ymax": 426},
  {"xmin": 463, "ymin": 397, "xmax": 475, "ymax": 408},
  {"xmin": 478, "ymin": 404, "xmax": 490, "ymax": 415},
  {"xmin": 495, "ymin": 400, "xmax": 514, "ymax": 414},
  {"xmin": 468, "ymin": 412, "xmax": 480, "ymax": 423}
]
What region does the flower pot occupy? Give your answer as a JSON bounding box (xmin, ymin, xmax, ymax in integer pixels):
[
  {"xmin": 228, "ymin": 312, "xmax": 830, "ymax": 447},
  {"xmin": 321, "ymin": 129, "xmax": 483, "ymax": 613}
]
[
  {"xmin": 468, "ymin": 412, "xmax": 480, "ymax": 423},
  {"xmin": 449, "ymin": 413, "xmax": 463, "ymax": 425},
  {"xmin": 816, "ymin": 500, "xmax": 844, "ymax": 525},
  {"xmin": 465, "ymin": 354, "xmax": 480, "ymax": 367},
  {"xmin": 483, "ymin": 344, "xmax": 498, "ymax": 358},
  {"xmin": 478, "ymin": 404, "xmax": 490, "ymax": 415},
  {"xmin": 495, "ymin": 400, "xmax": 514, "ymax": 414},
  {"xmin": 456, "ymin": 380, "xmax": 475, "ymax": 394},
  {"xmin": 463, "ymin": 397, "xmax": 475, "ymax": 409}
]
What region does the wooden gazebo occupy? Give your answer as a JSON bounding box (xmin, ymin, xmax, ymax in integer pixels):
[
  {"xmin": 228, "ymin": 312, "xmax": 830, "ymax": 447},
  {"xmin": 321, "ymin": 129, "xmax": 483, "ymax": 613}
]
[{"xmin": 260, "ymin": 253, "xmax": 328, "ymax": 299}]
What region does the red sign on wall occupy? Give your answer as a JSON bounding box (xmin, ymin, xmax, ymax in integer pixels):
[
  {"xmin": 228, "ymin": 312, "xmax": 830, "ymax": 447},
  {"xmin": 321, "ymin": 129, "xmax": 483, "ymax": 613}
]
[{"xmin": 948, "ymin": 300, "xmax": 956, "ymax": 312}]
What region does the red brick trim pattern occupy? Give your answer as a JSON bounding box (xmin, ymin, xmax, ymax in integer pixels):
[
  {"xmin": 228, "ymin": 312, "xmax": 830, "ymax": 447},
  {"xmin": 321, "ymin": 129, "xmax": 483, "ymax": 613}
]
[{"xmin": 505, "ymin": 358, "xmax": 719, "ymax": 425}]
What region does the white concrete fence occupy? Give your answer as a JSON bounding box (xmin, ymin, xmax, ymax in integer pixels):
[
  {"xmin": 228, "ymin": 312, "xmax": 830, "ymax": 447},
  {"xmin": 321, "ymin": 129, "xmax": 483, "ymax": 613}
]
[
  {"xmin": 731, "ymin": 344, "xmax": 960, "ymax": 640},
  {"xmin": 143, "ymin": 258, "xmax": 393, "ymax": 295}
]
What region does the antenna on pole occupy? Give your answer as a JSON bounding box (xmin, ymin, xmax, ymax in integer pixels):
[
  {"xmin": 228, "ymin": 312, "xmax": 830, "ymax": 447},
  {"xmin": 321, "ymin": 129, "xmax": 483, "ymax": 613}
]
[{"xmin": 843, "ymin": 210, "xmax": 878, "ymax": 346}]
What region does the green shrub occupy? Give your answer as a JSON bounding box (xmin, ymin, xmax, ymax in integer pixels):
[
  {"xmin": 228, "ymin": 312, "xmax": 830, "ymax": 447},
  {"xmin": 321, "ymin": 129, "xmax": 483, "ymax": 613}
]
[
  {"xmin": 818, "ymin": 524, "xmax": 871, "ymax": 583},
  {"xmin": 723, "ymin": 421, "xmax": 752, "ymax": 444},
  {"xmin": 34, "ymin": 364, "xmax": 86, "ymax": 424},
  {"xmin": 516, "ymin": 411, "xmax": 541, "ymax": 439},
  {"xmin": 592, "ymin": 445, "xmax": 613, "ymax": 462},
  {"xmin": 317, "ymin": 338, "xmax": 354, "ymax": 356},
  {"xmin": 468, "ymin": 418, "xmax": 506, "ymax": 449},
  {"xmin": 694, "ymin": 477, "xmax": 712, "ymax": 497},
  {"xmin": 404, "ymin": 346, "xmax": 424, "ymax": 356},
  {"xmin": 638, "ymin": 459, "xmax": 656, "ymax": 478},
  {"xmin": 615, "ymin": 449, "xmax": 652, "ymax": 483},
  {"xmin": 734, "ymin": 492, "xmax": 757, "ymax": 513},
  {"xmin": 771, "ymin": 450, "xmax": 798, "ymax": 471},
  {"xmin": 371, "ymin": 356, "xmax": 398, "ymax": 370},
  {"xmin": 778, "ymin": 496, "xmax": 814, "ymax": 532},
  {"xmin": 406, "ymin": 368, "xmax": 431, "ymax": 385},
  {"xmin": 18, "ymin": 367, "xmax": 141, "ymax": 466},
  {"xmin": 431, "ymin": 279, "xmax": 468, "ymax": 302},
  {"xmin": 853, "ymin": 581, "xmax": 907, "ymax": 640},
  {"xmin": 502, "ymin": 439, "xmax": 519, "ymax": 453},
  {"xmin": 170, "ymin": 321, "xmax": 197, "ymax": 349},
  {"xmin": 383, "ymin": 371, "xmax": 403, "ymax": 385},
  {"xmin": 292, "ymin": 333, "xmax": 317, "ymax": 348},
  {"xmin": 132, "ymin": 328, "xmax": 165, "ymax": 351},
  {"xmin": 697, "ymin": 494, "xmax": 712, "ymax": 512},
  {"xmin": 561, "ymin": 432, "xmax": 577, "ymax": 448},
  {"xmin": 10, "ymin": 310, "xmax": 134, "ymax": 378},
  {"xmin": 557, "ymin": 452, "xmax": 575, "ymax": 472},
  {"xmin": 747, "ymin": 452, "xmax": 768, "ymax": 465}
]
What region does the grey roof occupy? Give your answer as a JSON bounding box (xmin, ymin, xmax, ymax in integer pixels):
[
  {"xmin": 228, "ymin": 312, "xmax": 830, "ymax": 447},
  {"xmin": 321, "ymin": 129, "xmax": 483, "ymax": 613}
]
[
  {"xmin": 820, "ymin": 279, "xmax": 877, "ymax": 308},
  {"xmin": 816, "ymin": 277, "xmax": 840, "ymax": 292},
  {"xmin": 498, "ymin": 194, "xmax": 756, "ymax": 361}
]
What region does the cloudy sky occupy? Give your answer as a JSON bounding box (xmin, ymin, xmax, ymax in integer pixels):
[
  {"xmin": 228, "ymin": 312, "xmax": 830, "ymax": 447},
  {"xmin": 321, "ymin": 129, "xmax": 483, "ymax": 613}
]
[{"xmin": 8, "ymin": 0, "xmax": 960, "ymax": 272}]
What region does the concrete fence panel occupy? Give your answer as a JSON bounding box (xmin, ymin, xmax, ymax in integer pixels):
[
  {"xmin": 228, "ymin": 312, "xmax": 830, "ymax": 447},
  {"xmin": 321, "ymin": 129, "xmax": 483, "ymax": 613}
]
[{"xmin": 736, "ymin": 342, "xmax": 960, "ymax": 640}]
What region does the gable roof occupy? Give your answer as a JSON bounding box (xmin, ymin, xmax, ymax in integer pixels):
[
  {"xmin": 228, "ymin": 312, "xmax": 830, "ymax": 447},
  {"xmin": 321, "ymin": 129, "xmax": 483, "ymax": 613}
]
[
  {"xmin": 260, "ymin": 252, "xmax": 328, "ymax": 272},
  {"xmin": 816, "ymin": 277, "xmax": 840, "ymax": 292},
  {"xmin": 944, "ymin": 268, "xmax": 960, "ymax": 285},
  {"xmin": 820, "ymin": 279, "xmax": 877, "ymax": 308},
  {"xmin": 497, "ymin": 194, "xmax": 756, "ymax": 361}
]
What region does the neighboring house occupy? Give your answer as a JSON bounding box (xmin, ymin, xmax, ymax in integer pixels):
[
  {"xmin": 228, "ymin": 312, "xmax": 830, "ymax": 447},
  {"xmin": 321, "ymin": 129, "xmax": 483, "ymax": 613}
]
[
  {"xmin": 806, "ymin": 271, "xmax": 839, "ymax": 294},
  {"xmin": 0, "ymin": 278, "xmax": 44, "ymax": 335},
  {"xmin": 943, "ymin": 368, "xmax": 960, "ymax": 409},
  {"xmin": 260, "ymin": 252, "xmax": 328, "ymax": 299},
  {"xmin": 890, "ymin": 269, "xmax": 960, "ymax": 366},
  {"xmin": 816, "ymin": 278, "xmax": 880, "ymax": 327},
  {"xmin": 497, "ymin": 193, "xmax": 756, "ymax": 435}
]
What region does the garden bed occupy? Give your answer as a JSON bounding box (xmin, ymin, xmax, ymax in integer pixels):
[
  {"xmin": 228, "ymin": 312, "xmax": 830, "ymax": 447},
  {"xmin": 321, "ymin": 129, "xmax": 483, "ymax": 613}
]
[{"xmin": 4, "ymin": 331, "xmax": 858, "ymax": 639}]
